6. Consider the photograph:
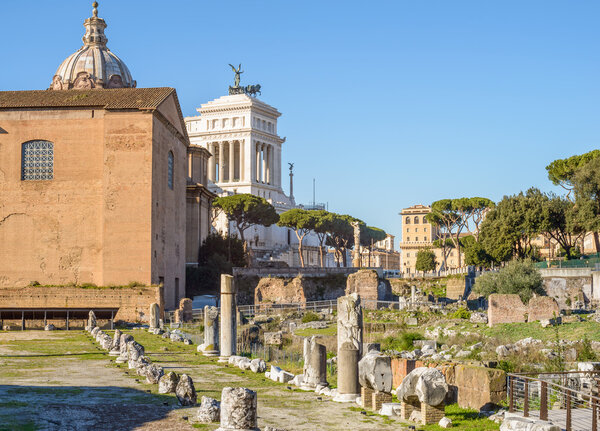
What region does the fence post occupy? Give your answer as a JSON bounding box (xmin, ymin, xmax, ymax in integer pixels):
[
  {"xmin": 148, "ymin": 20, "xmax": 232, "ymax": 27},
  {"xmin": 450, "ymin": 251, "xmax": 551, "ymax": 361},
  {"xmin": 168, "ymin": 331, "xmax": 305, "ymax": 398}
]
[
  {"xmin": 540, "ymin": 381, "xmax": 548, "ymax": 421},
  {"xmin": 566, "ymin": 390, "xmax": 571, "ymax": 431},
  {"xmin": 509, "ymin": 376, "xmax": 514, "ymax": 413},
  {"xmin": 523, "ymin": 379, "xmax": 529, "ymax": 417},
  {"xmin": 593, "ymin": 396, "xmax": 597, "ymax": 431}
]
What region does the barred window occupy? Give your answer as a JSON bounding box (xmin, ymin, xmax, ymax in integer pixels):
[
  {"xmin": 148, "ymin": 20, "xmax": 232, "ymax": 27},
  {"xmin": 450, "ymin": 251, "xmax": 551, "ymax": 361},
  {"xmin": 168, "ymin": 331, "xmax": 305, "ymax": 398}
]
[
  {"xmin": 168, "ymin": 151, "xmax": 174, "ymax": 190},
  {"xmin": 22, "ymin": 140, "xmax": 54, "ymax": 181}
]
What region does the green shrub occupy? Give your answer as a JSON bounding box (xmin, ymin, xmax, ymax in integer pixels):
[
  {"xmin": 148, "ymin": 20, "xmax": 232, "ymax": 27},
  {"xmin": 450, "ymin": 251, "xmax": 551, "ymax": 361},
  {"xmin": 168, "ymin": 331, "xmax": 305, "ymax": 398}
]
[
  {"xmin": 381, "ymin": 331, "xmax": 423, "ymax": 352},
  {"xmin": 452, "ymin": 307, "xmax": 471, "ymax": 319},
  {"xmin": 473, "ymin": 260, "xmax": 544, "ymax": 303},
  {"xmin": 301, "ymin": 312, "xmax": 320, "ymax": 323},
  {"xmin": 578, "ymin": 336, "xmax": 597, "ymax": 361}
]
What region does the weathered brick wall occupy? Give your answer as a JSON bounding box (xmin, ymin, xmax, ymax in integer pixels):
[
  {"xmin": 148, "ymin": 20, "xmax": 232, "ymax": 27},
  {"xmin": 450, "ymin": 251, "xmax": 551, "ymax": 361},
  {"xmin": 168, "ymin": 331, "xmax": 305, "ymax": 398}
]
[
  {"xmin": 487, "ymin": 294, "xmax": 527, "ymax": 326},
  {"xmin": 446, "ymin": 276, "xmax": 466, "ymax": 300},
  {"xmin": 252, "ymin": 274, "xmax": 346, "ymax": 305},
  {"xmin": 527, "ymin": 296, "xmax": 560, "ymax": 322},
  {"xmin": 346, "ymin": 270, "xmax": 380, "ymax": 301},
  {"xmin": 0, "ymin": 285, "xmax": 162, "ymax": 322}
]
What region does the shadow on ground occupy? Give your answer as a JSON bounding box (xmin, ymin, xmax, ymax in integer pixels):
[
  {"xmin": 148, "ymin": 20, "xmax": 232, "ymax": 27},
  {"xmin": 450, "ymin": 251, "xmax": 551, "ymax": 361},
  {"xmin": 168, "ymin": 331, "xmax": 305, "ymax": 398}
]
[{"xmin": 0, "ymin": 384, "xmax": 183, "ymax": 431}]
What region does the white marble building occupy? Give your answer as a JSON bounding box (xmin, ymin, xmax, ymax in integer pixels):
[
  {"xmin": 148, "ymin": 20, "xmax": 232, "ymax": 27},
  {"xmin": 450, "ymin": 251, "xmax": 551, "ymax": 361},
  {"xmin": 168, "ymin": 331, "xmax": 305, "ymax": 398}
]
[{"xmin": 185, "ymin": 93, "xmax": 322, "ymax": 267}]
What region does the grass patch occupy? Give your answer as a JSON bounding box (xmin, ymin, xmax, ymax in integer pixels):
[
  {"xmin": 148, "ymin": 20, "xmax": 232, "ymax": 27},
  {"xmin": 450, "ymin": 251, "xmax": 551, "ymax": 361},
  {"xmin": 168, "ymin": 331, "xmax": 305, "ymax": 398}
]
[
  {"xmin": 415, "ymin": 404, "xmax": 499, "ymax": 430},
  {"xmin": 294, "ymin": 326, "xmax": 337, "ymax": 337}
]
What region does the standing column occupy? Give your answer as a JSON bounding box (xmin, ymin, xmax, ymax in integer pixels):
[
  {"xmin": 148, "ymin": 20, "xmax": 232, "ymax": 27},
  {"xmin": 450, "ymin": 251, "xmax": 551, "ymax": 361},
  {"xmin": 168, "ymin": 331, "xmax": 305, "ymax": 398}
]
[
  {"xmin": 219, "ymin": 274, "xmax": 237, "ymax": 363},
  {"xmin": 334, "ymin": 293, "xmax": 363, "ymax": 402},
  {"xmin": 301, "ymin": 336, "xmax": 328, "ymax": 390},
  {"xmin": 261, "ymin": 144, "xmax": 267, "ymax": 184},
  {"xmin": 267, "ymin": 145, "xmax": 272, "ymax": 185},
  {"xmin": 207, "ymin": 143, "xmax": 215, "ymax": 182},
  {"xmin": 239, "ymin": 140, "xmax": 245, "ymax": 182},
  {"xmin": 201, "ymin": 305, "xmax": 219, "ymax": 357},
  {"xmin": 218, "ymin": 142, "xmax": 225, "ymax": 183},
  {"xmin": 255, "ymin": 142, "xmax": 261, "ymax": 183},
  {"xmin": 229, "ymin": 141, "xmax": 235, "ymax": 182}
]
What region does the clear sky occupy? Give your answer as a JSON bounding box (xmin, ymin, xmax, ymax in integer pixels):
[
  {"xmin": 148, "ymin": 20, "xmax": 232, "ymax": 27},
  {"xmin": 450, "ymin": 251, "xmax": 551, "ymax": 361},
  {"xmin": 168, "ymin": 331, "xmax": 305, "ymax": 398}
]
[{"xmin": 2, "ymin": 1, "xmax": 599, "ymax": 246}]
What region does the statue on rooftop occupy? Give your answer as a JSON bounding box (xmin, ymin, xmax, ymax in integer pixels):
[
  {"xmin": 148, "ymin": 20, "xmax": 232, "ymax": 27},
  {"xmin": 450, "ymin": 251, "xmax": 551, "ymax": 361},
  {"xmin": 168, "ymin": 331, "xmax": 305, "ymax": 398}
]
[{"xmin": 229, "ymin": 63, "xmax": 243, "ymax": 88}]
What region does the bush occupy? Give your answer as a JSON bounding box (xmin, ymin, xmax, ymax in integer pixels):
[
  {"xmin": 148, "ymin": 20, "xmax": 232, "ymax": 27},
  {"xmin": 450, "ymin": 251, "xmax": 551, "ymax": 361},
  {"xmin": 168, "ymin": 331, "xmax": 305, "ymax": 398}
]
[
  {"xmin": 473, "ymin": 260, "xmax": 544, "ymax": 303},
  {"xmin": 381, "ymin": 331, "xmax": 423, "ymax": 352},
  {"xmin": 452, "ymin": 307, "xmax": 471, "ymax": 320},
  {"xmin": 301, "ymin": 312, "xmax": 320, "ymax": 323}
]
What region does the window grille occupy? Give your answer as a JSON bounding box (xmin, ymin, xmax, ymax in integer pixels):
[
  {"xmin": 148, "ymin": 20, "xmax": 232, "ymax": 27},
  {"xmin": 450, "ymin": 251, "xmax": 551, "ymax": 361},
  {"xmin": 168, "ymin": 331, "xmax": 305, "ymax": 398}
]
[{"xmin": 22, "ymin": 140, "xmax": 53, "ymax": 180}]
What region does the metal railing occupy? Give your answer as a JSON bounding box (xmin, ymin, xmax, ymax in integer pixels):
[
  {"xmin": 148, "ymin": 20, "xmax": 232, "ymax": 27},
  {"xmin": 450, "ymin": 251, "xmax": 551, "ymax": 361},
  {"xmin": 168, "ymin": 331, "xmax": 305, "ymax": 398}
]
[{"xmin": 508, "ymin": 371, "xmax": 600, "ymax": 431}]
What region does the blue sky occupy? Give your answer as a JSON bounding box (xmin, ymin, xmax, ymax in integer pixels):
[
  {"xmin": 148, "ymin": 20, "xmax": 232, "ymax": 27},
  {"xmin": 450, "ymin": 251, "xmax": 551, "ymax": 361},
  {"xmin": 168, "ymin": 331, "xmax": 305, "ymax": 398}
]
[{"xmin": 2, "ymin": 1, "xmax": 599, "ymax": 246}]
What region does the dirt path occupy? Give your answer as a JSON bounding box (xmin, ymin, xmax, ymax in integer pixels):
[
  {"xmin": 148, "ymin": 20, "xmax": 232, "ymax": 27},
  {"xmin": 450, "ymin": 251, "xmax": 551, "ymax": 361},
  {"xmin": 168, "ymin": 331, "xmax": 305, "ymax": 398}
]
[{"xmin": 0, "ymin": 330, "xmax": 404, "ymax": 431}]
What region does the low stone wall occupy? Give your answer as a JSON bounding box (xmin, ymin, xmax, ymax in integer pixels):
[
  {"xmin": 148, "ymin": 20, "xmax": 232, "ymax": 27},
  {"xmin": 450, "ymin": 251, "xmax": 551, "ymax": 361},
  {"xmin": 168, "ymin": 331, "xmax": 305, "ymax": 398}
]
[
  {"xmin": 446, "ymin": 276, "xmax": 467, "ymax": 300},
  {"xmin": 487, "ymin": 294, "xmax": 527, "ymax": 326},
  {"xmin": 253, "ymin": 274, "xmax": 347, "ymax": 305},
  {"xmin": 0, "ymin": 285, "xmax": 162, "ymax": 322},
  {"xmin": 540, "ymin": 268, "xmax": 595, "ymax": 308},
  {"xmin": 233, "ymin": 266, "xmax": 383, "ymax": 278},
  {"xmin": 487, "ymin": 294, "xmax": 561, "ymax": 326},
  {"xmin": 390, "ymin": 358, "xmax": 506, "ymax": 411},
  {"xmin": 346, "ymin": 270, "xmax": 393, "ymax": 301}
]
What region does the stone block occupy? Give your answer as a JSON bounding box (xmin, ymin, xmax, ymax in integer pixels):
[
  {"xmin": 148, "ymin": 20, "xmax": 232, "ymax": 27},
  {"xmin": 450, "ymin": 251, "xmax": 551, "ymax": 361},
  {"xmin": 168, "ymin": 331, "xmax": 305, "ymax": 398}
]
[
  {"xmin": 527, "ymin": 296, "xmax": 560, "ymax": 322},
  {"xmin": 454, "ymin": 364, "xmax": 506, "ymax": 410},
  {"xmin": 487, "ymin": 294, "xmax": 527, "ymax": 326},
  {"xmin": 361, "ymin": 386, "xmax": 374, "ymax": 409},
  {"xmin": 372, "ymin": 391, "xmax": 392, "ymax": 411},
  {"xmin": 421, "ymin": 403, "xmax": 445, "ymax": 425}
]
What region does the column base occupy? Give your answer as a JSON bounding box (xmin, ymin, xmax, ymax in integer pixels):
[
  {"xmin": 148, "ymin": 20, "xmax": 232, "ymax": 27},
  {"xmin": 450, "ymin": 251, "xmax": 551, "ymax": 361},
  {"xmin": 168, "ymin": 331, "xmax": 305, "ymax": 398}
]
[
  {"xmin": 218, "ymin": 356, "xmax": 230, "ymax": 363},
  {"xmin": 333, "ymin": 393, "xmax": 361, "ymax": 403},
  {"xmin": 203, "ymin": 350, "xmax": 220, "ymax": 357},
  {"xmin": 108, "ymin": 351, "xmax": 120, "ymax": 356}
]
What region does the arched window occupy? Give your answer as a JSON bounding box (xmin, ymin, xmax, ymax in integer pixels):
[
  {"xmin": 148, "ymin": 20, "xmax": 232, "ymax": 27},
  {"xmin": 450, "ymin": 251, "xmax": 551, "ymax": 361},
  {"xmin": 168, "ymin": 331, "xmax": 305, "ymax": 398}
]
[
  {"xmin": 22, "ymin": 140, "xmax": 54, "ymax": 181},
  {"xmin": 405, "ymin": 217, "xmax": 410, "ymax": 224},
  {"xmin": 168, "ymin": 151, "xmax": 174, "ymax": 190},
  {"xmin": 423, "ymin": 216, "xmax": 427, "ymax": 224},
  {"xmin": 413, "ymin": 216, "xmax": 419, "ymax": 224}
]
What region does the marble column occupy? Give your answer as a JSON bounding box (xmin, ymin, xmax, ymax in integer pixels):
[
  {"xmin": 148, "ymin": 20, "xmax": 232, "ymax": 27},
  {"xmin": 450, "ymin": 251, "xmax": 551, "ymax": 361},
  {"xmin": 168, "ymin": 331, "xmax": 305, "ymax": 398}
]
[
  {"xmin": 334, "ymin": 293, "xmax": 363, "ymax": 402},
  {"xmin": 239, "ymin": 140, "xmax": 245, "ymax": 182},
  {"xmin": 149, "ymin": 302, "xmax": 159, "ymax": 330},
  {"xmin": 208, "ymin": 143, "xmax": 215, "ymax": 182},
  {"xmin": 267, "ymin": 145, "xmax": 272, "ymax": 185},
  {"xmin": 218, "ymin": 142, "xmax": 225, "ymax": 183},
  {"xmin": 301, "ymin": 336, "xmax": 328, "ymax": 390},
  {"xmin": 202, "ymin": 305, "xmax": 219, "ymax": 357},
  {"xmin": 229, "ymin": 141, "xmax": 235, "ymax": 182},
  {"xmin": 219, "ymin": 274, "xmax": 237, "ymax": 363},
  {"xmin": 216, "ymin": 387, "xmax": 258, "ymax": 431},
  {"xmin": 255, "ymin": 141, "xmax": 261, "ymax": 183},
  {"xmin": 261, "ymin": 144, "xmax": 266, "ymax": 183}
]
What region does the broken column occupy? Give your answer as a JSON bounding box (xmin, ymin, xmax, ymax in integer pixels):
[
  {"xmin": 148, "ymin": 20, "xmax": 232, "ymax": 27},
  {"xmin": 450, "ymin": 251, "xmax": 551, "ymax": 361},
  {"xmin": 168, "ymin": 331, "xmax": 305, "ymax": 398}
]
[
  {"xmin": 396, "ymin": 367, "xmax": 448, "ymax": 425},
  {"xmin": 86, "ymin": 310, "xmax": 96, "ymax": 332},
  {"xmin": 202, "ymin": 305, "xmax": 219, "ymax": 357},
  {"xmin": 149, "ymin": 302, "xmax": 160, "ymax": 331},
  {"xmin": 334, "ymin": 293, "xmax": 363, "ymax": 402},
  {"xmin": 219, "ymin": 274, "xmax": 237, "ymax": 363},
  {"xmin": 109, "ymin": 329, "xmax": 122, "ymax": 356},
  {"xmin": 359, "ymin": 350, "xmax": 393, "ymax": 410},
  {"xmin": 301, "ymin": 336, "xmax": 328, "ymax": 390},
  {"xmin": 116, "ymin": 333, "xmax": 134, "ymax": 363},
  {"xmin": 216, "ymin": 387, "xmax": 259, "ymax": 431}
]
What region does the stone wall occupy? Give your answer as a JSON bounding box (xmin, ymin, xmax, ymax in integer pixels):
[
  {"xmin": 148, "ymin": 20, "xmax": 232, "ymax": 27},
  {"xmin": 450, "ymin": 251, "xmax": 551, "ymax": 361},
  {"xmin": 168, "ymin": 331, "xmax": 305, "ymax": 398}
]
[
  {"xmin": 345, "ymin": 269, "xmax": 392, "ymax": 301},
  {"xmin": 487, "ymin": 294, "xmax": 528, "ymax": 326},
  {"xmin": 527, "ymin": 296, "xmax": 560, "ymax": 322},
  {"xmin": 252, "ymin": 274, "xmax": 346, "ymax": 306},
  {"xmin": 390, "ymin": 358, "xmax": 506, "ymax": 411},
  {"xmin": 446, "ymin": 276, "xmax": 467, "ymax": 300},
  {"xmin": 540, "ymin": 268, "xmax": 594, "ymax": 309},
  {"xmin": 0, "ymin": 285, "xmax": 162, "ymax": 322}
]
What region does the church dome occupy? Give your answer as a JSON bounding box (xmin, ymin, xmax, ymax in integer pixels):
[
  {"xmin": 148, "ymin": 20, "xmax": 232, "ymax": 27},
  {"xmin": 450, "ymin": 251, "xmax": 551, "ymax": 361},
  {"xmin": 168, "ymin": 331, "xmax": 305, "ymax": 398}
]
[{"xmin": 50, "ymin": 2, "xmax": 136, "ymax": 90}]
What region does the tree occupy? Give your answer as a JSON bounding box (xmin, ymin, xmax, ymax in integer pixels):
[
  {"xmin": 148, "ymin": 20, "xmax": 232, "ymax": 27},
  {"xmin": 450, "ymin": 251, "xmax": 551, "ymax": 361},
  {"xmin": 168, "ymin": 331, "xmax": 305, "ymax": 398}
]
[
  {"xmin": 415, "ymin": 248, "xmax": 437, "ymax": 273},
  {"xmin": 186, "ymin": 233, "xmax": 246, "ymax": 297},
  {"xmin": 432, "ymin": 237, "xmax": 455, "ymax": 270},
  {"xmin": 473, "ymin": 260, "xmax": 544, "ymax": 303},
  {"xmin": 429, "ymin": 197, "xmax": 494, "ymax": 267},
  {"xmin": 277, "ymin": 209, "xmax": 317, "ymax": 267},
  {"xmin": 360, "ymin": 225, "xmax": 387, "ymax": 267},
  {"xmin": 546, "ymin": 149, "xmax": 600, "ymax": 196},
  {"xmin": 323, "ymin": 213, "xmax": 361, "ymax": 267},
  {"xmin": 312, "ymin": 210, "xmax": 331, "ymax": 267},
  {"xmin": 572, "ymin": 157, "xmax": 600, "ymax": 252},
  {"xmin": 461, "ymin": 235, "xmax": 493, "ymax": 267},
  {"xmin": 538, "ymin": 193, "xmax": 585, "ymax": 260},
  {"xmin": 212, "ymin": 194, "xmax": 279, "ymax": 248}
]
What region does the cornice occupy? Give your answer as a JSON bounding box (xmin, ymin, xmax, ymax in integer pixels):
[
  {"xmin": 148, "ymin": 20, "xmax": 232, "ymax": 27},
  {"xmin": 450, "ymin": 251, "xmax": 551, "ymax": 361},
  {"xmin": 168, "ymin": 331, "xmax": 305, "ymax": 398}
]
[{"xmin": 188, "ymin": 129, "xmax": 284, "ymax": 144}]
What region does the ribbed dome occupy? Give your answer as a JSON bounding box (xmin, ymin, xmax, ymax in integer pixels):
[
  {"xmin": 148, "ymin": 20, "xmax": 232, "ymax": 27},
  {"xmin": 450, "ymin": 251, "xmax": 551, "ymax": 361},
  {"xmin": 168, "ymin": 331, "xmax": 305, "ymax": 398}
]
[{"xmin": 50, "ymin": 2, "xmax": 136, "ymax": 90}]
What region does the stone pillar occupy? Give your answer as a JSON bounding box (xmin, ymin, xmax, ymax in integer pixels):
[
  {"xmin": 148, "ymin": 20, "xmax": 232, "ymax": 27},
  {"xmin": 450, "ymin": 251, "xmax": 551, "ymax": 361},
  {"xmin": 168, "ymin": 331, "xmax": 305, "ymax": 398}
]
[
  {"xmin": 352, "ymin": 221, "xmax": 361, "ymax": 267},
  {"xmin": 361, "ymin": 386, "xmax": 374, "ymax": 409},
  {"xmin": 301, "ymin": 336, "xmax": 328, "ymax": 390},
  {"xmin": 411, "ymin": 285, "xmax": 416, "ymax": 304},
  {"xmin": 334, "ymin": 293, "xmax": 363, "ymax": 402},
  {"xmin": 229, "ymin": 141, "xmax": 235, "ymax": 182},
  {"xmin": 261, "ymin": 144, "xmax": 266, "ymax": 183},
  {"xmin": 86, "ymin": 310, "xmax": 96, "ymax": 331},
  {"xmin": 149, "ymin": 302, "xmax": 159, "ymax": 330},
  {"xmin": 239, "ymin": 140, "xmax": 245, "ymax": 182},
  {"xmin": 218, "ymin": 142, "xmax": 224, "ymax": 183},
  {"xmin": 202, "ymin": 305, "xmax": 219, "ymax": 357},
  {"xmin": 255, "ymin": 142, "xmax": 261, "ymax": 183},
  {"xmin": 208, "ymin": 143, "xmax": 215, "ymax": 182},
  {"xmin": 219, "ymin": 275, "xmax": 237, "ymax": 363},
  {"xmin": 266, "ymin": 145, "xmax": 272, "ymax": 184},
  {"xmin": 216, "ymin": 387, "xmax": 259, "ymax": 431}
]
